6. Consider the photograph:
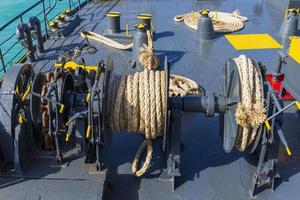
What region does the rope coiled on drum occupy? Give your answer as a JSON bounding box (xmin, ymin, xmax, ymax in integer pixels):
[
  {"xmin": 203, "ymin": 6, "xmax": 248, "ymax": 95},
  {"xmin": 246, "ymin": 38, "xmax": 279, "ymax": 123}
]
[
  {"xmin": 107, "ymin": 70, "xmax": 166, "ymax": 177},
  {"xmin": 234, "ymin": 55, "xmax": 266, "ymax": 151},
  {"xmin": 106, "ymin": 70, "xmax": 202, "ymax": 176}
]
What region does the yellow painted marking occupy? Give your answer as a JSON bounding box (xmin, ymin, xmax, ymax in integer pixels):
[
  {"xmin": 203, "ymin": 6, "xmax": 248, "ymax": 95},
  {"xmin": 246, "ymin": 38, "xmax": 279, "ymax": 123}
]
[
  {"xmin": 86, "ymin": 125, "xmax": 91, "ymax": 139},
  {"xmin": 201, "ymin": 9, "xmax": 209, "ymax": 15},
  {"xmin": 15, "ymin": 85, "xmax": 19, "ymax": 95},
  {"xmin": 106, "ymin": 12, "xmax": 120, "ymax": 17},
  {"xmin": 54, "ymin": 61, "xmax": 99, "ymax": 73},
  {"xmin": 18, "ymin": 114, "xmax": 23, "ymax": 124},
  {"xmin": 63, "ymin": 9, "xmax": 71, "ymax": 14},
  {"xmin": 286, "ymin": 147, "xmax": 292, "ymax": 156},
  {"xmin": 66, "ymin": 119, "xmax": 72, "ymax": 126},
  {"xmin": 191, "ymin": 10, "xmax": 195, "ymax": 20},
  {"xmin": 65, "ymin": 133, "xmax": 71, "ymax": 142},
  {"xmin": 21, "ymin": 84, "xmax": 31, "ymax": 101},
  {"xmin": 289, "ymin": 36, "xmax": 300, "ymax": 64},
  {"xmin": 125, "ymin": 24, "xmax": 130, "ymax": 37},
  {"xmin": 264, "ymin": 120, "xmax": 271, "ymax": 130},
  {"xmin": 86, "ymin": 92, "xmax": 91, "ymax": 103},
  {"xmin": 59, "ymin": 104, "xmax": 65, "ymax": 113},
  {"xmin": 56, "ymin": 15, "xmax": 65, "ymax": 20},
  {"xmin": 136, "ymin": 23, "xmax": 145, "ymax": 29},
  {"xmin": 225, "ymin": 34, "xmax": 282, "ymax": 50},
  {"xmin": 137, "ymin": 15, "xmax": 151, "ymax": 20},
  {"xmin": 49, "ymin": 21, "xmax": 58, "ymax": 27},
  {"xmin": 285, "ymin": 8, "xmax": 300, "ymax": 18},
  {"xmin": 140, "ymin": 13, "xmax": 152, "ymax": 17},
  {"xmin": 295, "ymin": 101, "xmax": 300, "ymax": 110},
  {"xmin": 18, "ymin": 51, "xmax": 32, "ymax": 64}
]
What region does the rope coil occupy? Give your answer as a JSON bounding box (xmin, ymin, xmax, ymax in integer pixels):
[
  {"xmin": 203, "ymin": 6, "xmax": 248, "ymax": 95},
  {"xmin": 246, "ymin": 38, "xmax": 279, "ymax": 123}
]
[
  {"xmin": 106, "ymin": 70, "xmax": 202, "ymax": 176},
  {"xmin": 174, "ymin": 10, "xmax": 248, "ymax": 33},
  {"xmin": 234, "ymin": 55, "xmax": 266, "ymax": 151},
  {"xmin": 107, "ymin": 70, "xmax": 165, "ymax": 176},
  {"xmin": 80, "ymin": 31, "xmax": 133, "ymax": 50}
]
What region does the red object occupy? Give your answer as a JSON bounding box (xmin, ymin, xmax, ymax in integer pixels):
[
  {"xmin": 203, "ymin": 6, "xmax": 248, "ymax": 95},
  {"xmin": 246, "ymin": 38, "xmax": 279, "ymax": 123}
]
[{"xmin": 266, "ymin": 73, "xmax": 293, "ymax": 100}]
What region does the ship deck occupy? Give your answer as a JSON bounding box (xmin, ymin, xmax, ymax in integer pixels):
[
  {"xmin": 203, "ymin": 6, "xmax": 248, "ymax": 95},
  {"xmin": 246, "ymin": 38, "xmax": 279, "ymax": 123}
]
[{"xmin": 1, "ymin": 0, "xmax": 300, "ymax": 199}]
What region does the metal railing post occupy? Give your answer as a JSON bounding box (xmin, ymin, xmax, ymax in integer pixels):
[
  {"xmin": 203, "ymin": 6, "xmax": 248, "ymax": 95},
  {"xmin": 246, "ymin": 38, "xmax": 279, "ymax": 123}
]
[
  {"xmin": 42, "ymin": 0, "xmax": 48, "ymax": 38},
  {"xmin": 68, "ymin": 0, "xmax": 72, "ymax": 10},
  {"xmin": 79, "ymin": 0, "xmax": 81, "ymax": 10},
  {"xmin": 20, "ymin": 16, "xmax": 23, "ymax": 23},
  {"xmin": 0, "ymin": 48, "xmax": 6, "ymax": 73}
]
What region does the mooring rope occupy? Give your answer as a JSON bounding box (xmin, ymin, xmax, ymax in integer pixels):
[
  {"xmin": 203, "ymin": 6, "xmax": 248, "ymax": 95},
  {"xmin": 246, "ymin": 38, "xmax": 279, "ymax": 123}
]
[
  {"xmin": 81, "ymin": 30, "xmax": 159, "ymax": 69},
  {"xmin": 139, "ymin": 30, "xmax": 160, "ymax": 70},
  {"xmin": 80, "ymin": 31, "xmax": 133, "ymax": 50},
  {"xmin": 174, "ymin": 10, "xmax": 248, "ymax": 33},
  {"xmin": 107, "ymin": 70, "xmax": 165, "ymax": 176},
  {"xmin": 234, "ymin": 55, "xmax": 266, "ymax": 151},
  {"xmin": 106, "ymin": 70, "xmax": 202, "ymax": 176}
]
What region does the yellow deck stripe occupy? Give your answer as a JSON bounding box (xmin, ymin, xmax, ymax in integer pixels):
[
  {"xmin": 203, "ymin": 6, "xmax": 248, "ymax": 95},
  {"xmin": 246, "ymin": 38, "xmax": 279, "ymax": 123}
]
[
  {"xmin": 289, "ymin": 36, "xmax": 300, "ymax": 64},
  {"xmin": 225, "ymin": 34, "xmax": 282, "ymax": 50}
]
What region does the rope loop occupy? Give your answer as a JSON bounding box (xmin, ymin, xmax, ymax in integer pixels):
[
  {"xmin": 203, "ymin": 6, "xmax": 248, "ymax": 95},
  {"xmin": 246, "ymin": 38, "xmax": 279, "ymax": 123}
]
[{"xmin": 131, "ymin": 139, "xmax": 153, "ymax": 177}]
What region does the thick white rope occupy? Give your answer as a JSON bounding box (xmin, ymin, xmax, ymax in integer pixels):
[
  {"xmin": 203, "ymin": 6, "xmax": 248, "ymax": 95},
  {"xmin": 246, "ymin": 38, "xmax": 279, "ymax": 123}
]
[
  {"xmin": 80, "ymin": 31, "xmax": 133, "ymax": 50},
  {"xmin": 107, "ymin": 70, "xmax": 202, "ymax": 176},
  {"xmin": 139, "ymin": 30, "xmax": 160, "ymax": 70},
  {"xmin": 174, "ymin": 10, "xmax": 248, "ymax": 33},
  {"xmin": 234, "ymin": 55, "xmax": 266, "ymax": 151}
]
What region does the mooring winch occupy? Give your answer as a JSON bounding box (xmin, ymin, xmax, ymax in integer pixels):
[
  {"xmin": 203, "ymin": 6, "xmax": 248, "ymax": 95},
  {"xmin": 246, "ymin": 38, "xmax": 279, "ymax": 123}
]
[{"xmin": 0, "ymin": 52, "xmax": 291, "ymax": 198}]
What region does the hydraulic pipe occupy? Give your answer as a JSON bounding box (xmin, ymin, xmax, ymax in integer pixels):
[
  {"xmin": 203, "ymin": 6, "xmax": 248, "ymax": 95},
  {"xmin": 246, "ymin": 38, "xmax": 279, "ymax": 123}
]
[
  {"xmin": 16, "ymin": 23, "xmax": 35, "ymax": 62},
  {"xmin": 28, "ymin": 16, "xmax": 44, "ymax": 54}
]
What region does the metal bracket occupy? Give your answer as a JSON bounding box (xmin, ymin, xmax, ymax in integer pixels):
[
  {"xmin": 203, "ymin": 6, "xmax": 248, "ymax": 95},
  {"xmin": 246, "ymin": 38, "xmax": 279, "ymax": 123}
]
[
  {"xmin": 250, "ymin": 91, "xmax": 281, "ymax": 197},
  {"xmin": 159, "ymin": 96, "xmax": 182, "ymax": 191}
]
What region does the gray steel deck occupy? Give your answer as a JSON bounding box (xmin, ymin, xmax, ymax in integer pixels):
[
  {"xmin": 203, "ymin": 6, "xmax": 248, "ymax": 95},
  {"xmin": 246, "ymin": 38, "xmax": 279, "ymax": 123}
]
[{"xmin": 1, "ymin": 0, "xmax": 300, "ymax": 199}]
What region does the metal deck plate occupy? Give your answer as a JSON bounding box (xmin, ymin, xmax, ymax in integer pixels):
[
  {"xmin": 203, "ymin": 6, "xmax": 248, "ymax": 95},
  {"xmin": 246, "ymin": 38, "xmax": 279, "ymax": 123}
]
[{"xmin": 2, "ymin": 0, "xmax": 300, "ymax": 199}]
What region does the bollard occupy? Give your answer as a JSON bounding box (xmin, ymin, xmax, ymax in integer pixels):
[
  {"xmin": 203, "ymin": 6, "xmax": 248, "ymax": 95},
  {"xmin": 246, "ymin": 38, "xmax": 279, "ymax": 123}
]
[
  {"xmin": 197, "ymin": 9, "xmax": 215, "ymax": 40},
  {"xmin": 106, "ymin": 11, "xmax": 121, "ymax": 34},
  {"xmin": 278, "ymin": 10, "xmax": 298, "ymax": 38},
  {"xmin": 130, "ymin": 23, "xmax": 148, "ymax": 71}
]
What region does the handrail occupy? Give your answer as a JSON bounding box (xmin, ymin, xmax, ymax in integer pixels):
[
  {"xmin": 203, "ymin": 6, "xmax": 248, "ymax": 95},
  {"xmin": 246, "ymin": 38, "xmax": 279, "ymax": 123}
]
[
  {"xmin": 0, "ymin": 1, "xmax": 44, "ymax": 31},
  {"xmin": 0, "ymin": 0, "xmax": 88, "ymax": 76}
]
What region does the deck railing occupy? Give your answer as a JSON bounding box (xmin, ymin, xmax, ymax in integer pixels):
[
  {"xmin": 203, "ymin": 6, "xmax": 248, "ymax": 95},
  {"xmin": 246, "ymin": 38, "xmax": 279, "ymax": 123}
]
[{"xmin": 0, "ymin": 0, "xmax": 88, "ymax": 76}]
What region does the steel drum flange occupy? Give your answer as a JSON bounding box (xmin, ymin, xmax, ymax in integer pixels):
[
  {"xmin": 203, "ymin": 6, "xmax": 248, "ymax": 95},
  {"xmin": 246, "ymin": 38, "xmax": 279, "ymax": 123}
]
[
  {"xmin": 0, "ymin": 63, "xmax": 34, "ymax": 171},
  {"xmin": 220, "ymin": 58, "xmax": 266, "ymax": 153}
]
